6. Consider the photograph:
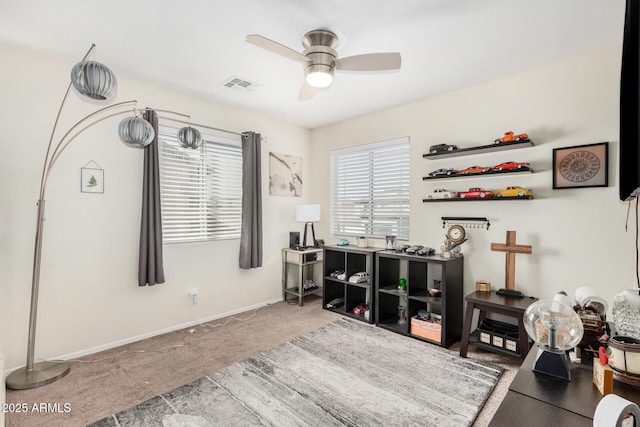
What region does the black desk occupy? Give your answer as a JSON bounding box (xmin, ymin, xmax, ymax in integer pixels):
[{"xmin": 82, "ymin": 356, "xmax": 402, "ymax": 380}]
[
  {"xmin": 460, "ymin": 291, "xmax": 538, "ymax": 359},
  {"xmin": 490, "ymin": 347, "xmax": 640, "ymax": 426}
]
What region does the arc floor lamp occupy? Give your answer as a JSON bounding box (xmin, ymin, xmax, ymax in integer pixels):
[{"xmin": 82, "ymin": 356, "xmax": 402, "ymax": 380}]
[{"xmin": 5, "ymin": 44, "xmax": 156, "ymax": 390}]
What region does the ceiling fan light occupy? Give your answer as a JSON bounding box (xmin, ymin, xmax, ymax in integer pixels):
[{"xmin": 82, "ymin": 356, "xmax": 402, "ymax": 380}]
[
  {"xmin": 177, "ymin": 126, "xmax": 202, "ymax": 149},
  {"xmin": 70, "ymin": 60, "xmax": 117, "ymax": 101},
  {"xmin": 305, "ymin": 64, "xmax": 334, "ymax": 88},
  {"xmin": 118, "ymin": 116, "xmax": 155, "ymax": 148},
  {"xmin": 306, "ymin": 71, "xmax": 333, "ymax": 88}
]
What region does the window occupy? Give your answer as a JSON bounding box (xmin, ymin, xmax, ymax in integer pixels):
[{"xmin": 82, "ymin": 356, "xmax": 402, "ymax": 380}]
[
  {"xmin": 331, "ymin": 137, "xmax": 410, "ymax": 240},
  {"xmin": 158, "ymin": 126, "xmax": 242, "ymax": 243}
]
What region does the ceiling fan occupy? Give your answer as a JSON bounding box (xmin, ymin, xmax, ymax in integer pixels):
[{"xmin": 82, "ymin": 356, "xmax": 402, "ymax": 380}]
[{"xmin": 246, "ymin": 29, "xmax": 401, "ymax": 101}]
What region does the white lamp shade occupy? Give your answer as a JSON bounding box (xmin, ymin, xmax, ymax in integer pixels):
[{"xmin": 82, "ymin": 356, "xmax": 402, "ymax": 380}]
[{"xmin": 296, "ymin": 204, "xmax": 321, "ymax": 222}]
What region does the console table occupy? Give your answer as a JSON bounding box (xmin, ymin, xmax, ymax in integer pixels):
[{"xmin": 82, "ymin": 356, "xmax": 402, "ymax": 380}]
[
  {"xmin": 459, "ymin": 291, "xmax": 538, "ymax": 360},
  {"xmin": 490, "ymin": 346, "xmax": 640, "ymax": 426}
]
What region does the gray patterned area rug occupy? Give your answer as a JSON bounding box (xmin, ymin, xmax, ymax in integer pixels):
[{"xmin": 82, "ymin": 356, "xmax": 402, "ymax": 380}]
[{"xmin": 88, "ymin": 319, "xmax": 502, "ymax": 427}]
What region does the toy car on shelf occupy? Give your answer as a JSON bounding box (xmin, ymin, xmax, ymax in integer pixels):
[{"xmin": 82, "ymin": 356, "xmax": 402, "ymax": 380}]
[
  {"xmin": 417, "ymin": 247, "xmax": 436, "ymax": 256},
  {"xmin": 492, "ymin": 186, "xmax": 533, "ymax": 198},
  {"xmin": 493, "ymin": 131, "xmax": 529, "ymax": 144},
  {"xmin": 492, "ymin": 161, "xmax": 530, "ymax": 171},
  {"xmin": 352, "ymin": 302, "xmax": 369, "ymax": 316},
  {"xmin": 425, "ymin": 188, "xmax": 458, "ymax": 199},
  {"xmin": 429, "ymin": 143, "xmax": 458, "ymax": 154},
  {"xmin": 459, "ymin": 165, "xmax": 490, "ymax": 175},
  {"xmin": 348, "ymin": 272, "xmax": 370, "ymax": 283},
  {"xmin": 330, "ymin": 270, "xmax": 345, "ymax": 280},
  {"xmin": 428, "ymin": 168, "xmax": 457, "ymax": 177},
  {"xmin": 405, "ymin": 245, "xmax": 423, "ymax": 255},
  {"xmin": 458, "ymin": 187, "xmax": 494, "ymax": 198}
]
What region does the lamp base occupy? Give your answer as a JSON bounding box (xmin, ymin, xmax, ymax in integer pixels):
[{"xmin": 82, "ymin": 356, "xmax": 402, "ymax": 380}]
[
  {"xmin": 6, "ymin": 360, "xmax": 70, "ymax": 390},
  {"xmin": 533, "ymin": 348, "xmax": 571, "ymax": 381}
]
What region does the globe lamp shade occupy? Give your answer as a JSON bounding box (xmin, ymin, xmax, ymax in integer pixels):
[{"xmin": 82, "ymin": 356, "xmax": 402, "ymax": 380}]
[
  {"xmin": 177, "ymin": 126, "xmax": 202, "ymax": 149},
  {"xmin": 70, "ymin": 60, "xmax": 117, "ymax": 101},
  {"xmin": 118, "ymin": 116, "xmax": 155, "ymax": 148}
]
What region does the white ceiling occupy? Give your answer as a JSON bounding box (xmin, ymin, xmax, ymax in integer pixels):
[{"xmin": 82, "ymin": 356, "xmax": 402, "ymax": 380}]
[{"xmin": 0, "ymin": 0, "xmax": 627, "ymax": 129}]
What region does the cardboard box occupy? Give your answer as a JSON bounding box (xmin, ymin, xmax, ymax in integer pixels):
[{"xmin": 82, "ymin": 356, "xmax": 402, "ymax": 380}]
[{"xmin": 593, "ymin": 358, "xmax": 613, "ymax": 396}]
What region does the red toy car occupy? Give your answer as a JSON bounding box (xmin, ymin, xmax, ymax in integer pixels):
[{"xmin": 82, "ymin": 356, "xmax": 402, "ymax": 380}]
[
  {"xmin": 458, "ymin": 187, "xmax": 493, "ymax": 198},
  {"xmin": 492, "ymin": 161, "xmax": 530, "ymax": 171},
  {"xmin": 459, "ymin": 165, "xmax": 490, "ymax": 175}
]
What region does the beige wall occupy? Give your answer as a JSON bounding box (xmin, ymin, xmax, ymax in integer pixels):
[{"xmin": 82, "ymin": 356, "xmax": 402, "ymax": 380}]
[
  {"xmin": 311, "ymin": 47, "xmax": 636, "ymax": 308},
  {"xmin": 0, "ymin": 43, "xmax": 312, "ymax": 370}
]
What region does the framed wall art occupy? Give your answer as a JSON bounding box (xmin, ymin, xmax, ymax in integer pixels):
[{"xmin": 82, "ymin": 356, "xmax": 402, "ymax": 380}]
[
  {"xmin": 269, "ymin": 152, "xmax": 302, "ymax": 196},
  {"xmin": 81, "ymin": 161, "xmax": 104, "ymax": 193},
  {"xmin": 552, "ymin": 142, "xmax": 608, "ymax": 189}
]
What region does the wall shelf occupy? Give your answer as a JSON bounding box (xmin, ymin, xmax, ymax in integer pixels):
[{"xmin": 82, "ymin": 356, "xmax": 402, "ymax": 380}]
[
  {"xmin": 423, "ymin": 167, "xmax": 534, "ymax": 181},
  {"xmin": 423, "ymin": 140, "xmax": 534, "ymax": 160},
  {"xmin": 423, "ymin": 196, "xmax": 533, "ymax": 203}
]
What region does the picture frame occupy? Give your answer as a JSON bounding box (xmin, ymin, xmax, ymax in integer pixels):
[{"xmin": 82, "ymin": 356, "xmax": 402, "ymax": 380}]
[
  {"xmin": 385, "ymin": 235, "xmax": 396, "ymax": 250},
  {"xmin": 81, "ymin": 167, "xmax": 104, "ymax": 193},
  {"xmin": 269, "ymin": 152, "xmax": 302, "ymax": 197},
  {"xmin": 552, "ymin": 142, "xmax": 608, "ymax": 189}
]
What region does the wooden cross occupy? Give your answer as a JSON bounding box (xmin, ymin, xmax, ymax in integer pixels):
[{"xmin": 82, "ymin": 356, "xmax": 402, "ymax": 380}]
[{"xmin": 491, "ymin": 231, "xmax": 532, "ymax": 291}]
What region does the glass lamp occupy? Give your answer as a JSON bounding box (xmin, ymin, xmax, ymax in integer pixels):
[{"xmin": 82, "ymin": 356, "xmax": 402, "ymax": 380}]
[
  {"xmin": 523, "ymin": 292, "xmax": 584, "ymax": 381},
  {"xmin": 296, "ymin": 204, "xmax": 321, "ymax": 248}
]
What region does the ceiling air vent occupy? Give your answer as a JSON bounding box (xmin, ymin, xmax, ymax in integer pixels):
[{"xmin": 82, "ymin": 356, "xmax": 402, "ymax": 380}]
[{"xmin": 223, "ymin": 76, "xmax": 261, "ymax": 92}]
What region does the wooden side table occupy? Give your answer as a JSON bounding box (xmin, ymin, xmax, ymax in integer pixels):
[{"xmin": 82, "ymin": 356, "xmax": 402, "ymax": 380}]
[
  {"xmin": 282, "ymin": 247, "xmax": 323, "ymax": 306},
  {"xmin": 459, "ymin": 290, "xmax": 538, "ymax": 359}
]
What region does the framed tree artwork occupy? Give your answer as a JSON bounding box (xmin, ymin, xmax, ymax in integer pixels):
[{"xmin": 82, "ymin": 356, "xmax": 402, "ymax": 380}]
[
  {"xmin": 81, "ymin": 161, "xmax": 104, "ymax": 193},
  {"xmin": 552, "ymin": 142, "xmax": 608, "ymax": 189}
]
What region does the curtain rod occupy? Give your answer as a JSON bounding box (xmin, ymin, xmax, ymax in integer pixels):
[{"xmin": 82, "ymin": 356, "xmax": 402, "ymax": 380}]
[{"xmin": 157, "ymin": 114, "xmax": 243, "ymax": 137}]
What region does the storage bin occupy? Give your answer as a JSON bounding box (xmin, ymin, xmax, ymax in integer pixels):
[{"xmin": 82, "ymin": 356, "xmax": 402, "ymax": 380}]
[
  {"xmin": 411, "ymin": 316, "xmax": 441, "ymax": 342},
  {"xmin": 477, "ymin": 318, "xmax": 520, "ymax": 354}
]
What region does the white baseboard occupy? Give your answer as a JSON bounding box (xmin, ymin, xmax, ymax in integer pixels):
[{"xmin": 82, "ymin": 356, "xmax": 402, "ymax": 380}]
[{"xmin": 5, "ymin": 298, "xmax": 281, "ymax": 375}]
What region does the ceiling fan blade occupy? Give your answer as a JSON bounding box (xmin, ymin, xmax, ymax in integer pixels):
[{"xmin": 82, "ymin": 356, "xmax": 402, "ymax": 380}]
[
  {"xmin": 246, "ymin": 34, "xmax": 309, "ymax": 64},
  {"xmin": 335, "ymin": 52, "xmax": 402, "ymax": 71},
  {"xmin": 298, "ymin": 82, "xmax": 317, "ymax": 101}
]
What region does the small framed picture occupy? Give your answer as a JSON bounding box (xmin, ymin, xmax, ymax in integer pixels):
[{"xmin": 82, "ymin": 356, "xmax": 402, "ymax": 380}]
[
  {"xmin": 552, "ymin": 142, "xmax": 608, "ymax": 189},
  {"xmin": 385, "ymin": 235, "xmax": 396, "ymax": 250},
  {"xmin": 81, "ymin": 167, "xmax": 104, "ymax": 193}
]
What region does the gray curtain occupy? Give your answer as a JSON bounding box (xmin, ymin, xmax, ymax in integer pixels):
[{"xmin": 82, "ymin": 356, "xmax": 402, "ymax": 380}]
[
  {"xmin": 239, "ymin": 131, "xmax": 263, "ymax": 269},
  {"xmin": 139, "ymin": 109, "xmax": 165, "ymax": 285}
]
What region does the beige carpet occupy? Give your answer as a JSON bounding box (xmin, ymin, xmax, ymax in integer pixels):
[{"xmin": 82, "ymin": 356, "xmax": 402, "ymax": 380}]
[{"xmin": 5, "ymin": 296, "xmax": 519, "ymax": 427}]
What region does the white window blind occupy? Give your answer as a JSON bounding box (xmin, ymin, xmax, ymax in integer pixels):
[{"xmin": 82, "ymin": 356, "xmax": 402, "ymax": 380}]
[
  {"xmin": 331, "ymin": 137, "xmax": 410, "ymax": 240},
  {"xmin": 158, "ymin": 126, "xmax": 242, "ymax": 244}
]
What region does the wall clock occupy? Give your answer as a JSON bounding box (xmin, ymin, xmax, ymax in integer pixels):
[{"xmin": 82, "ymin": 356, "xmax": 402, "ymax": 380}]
[{"xmin": 446, "ymin": 225, "xmax": 466, "ymax": 243}]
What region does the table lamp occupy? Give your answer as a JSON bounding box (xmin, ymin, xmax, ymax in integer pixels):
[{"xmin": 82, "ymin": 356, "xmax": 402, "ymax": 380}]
[{"xmin": 296, "ymin": 204, "xmax": 320, "ymax": 248}]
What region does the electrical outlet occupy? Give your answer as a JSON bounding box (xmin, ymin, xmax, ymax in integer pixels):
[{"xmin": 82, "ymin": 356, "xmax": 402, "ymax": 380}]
[{"xmin": 189, "ymin": 288, "xmax": 199, "ymax": 304}]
